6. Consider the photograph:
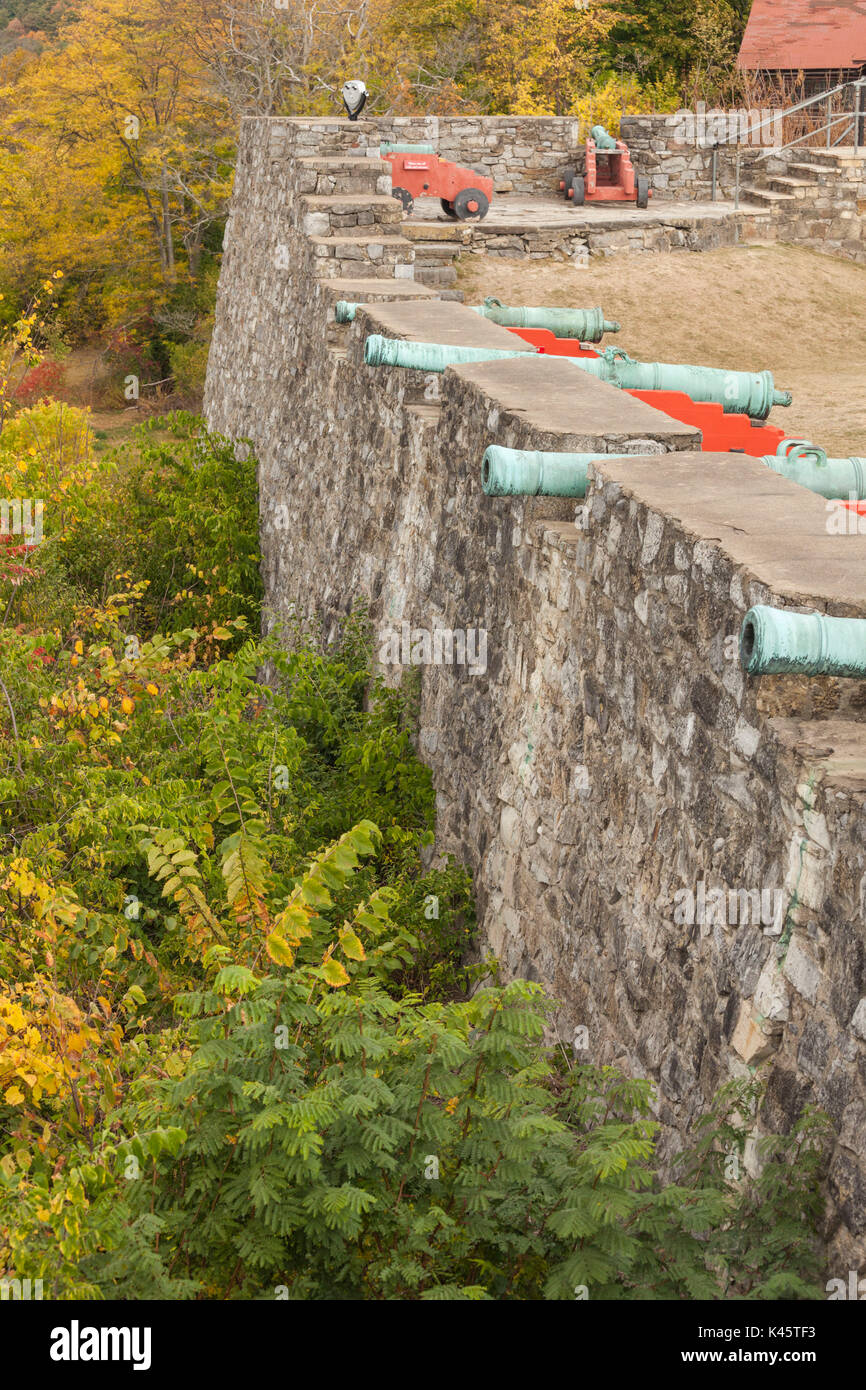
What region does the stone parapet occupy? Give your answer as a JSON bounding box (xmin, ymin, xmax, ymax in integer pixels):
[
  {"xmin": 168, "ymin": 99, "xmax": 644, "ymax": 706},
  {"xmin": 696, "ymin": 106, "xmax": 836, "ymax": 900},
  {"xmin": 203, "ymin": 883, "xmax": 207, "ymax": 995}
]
[{"xmin": 205, "ymin": 115, "xmax": 866, "ymax": 1270}]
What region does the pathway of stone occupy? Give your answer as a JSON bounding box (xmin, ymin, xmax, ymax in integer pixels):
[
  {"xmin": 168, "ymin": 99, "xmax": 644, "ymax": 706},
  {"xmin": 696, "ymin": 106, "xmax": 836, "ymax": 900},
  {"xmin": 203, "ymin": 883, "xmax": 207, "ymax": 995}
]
[{"xmin": 409, "ymin": 193, "xmax": 761, "ymax": 231}]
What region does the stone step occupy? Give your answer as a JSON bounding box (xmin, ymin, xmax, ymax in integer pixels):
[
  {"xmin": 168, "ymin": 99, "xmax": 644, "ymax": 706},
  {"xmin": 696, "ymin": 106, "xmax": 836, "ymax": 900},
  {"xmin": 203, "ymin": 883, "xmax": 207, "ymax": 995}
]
[
  {"xmin": 413, "ymin": 265, "xmax": 459, "ymax": 287},
  {"xmin": 298, "ymin": 156, "xmax": 391, "ymax": 197},
  {"xmin": 308, "ymin": 234, "xmax": 411, "ymax": 250},
  {"xmin": 299, "ymin": 193, "xmax": 403, "ymax": 236},
  {"xmin": 803, "ymin": 146, "xmax": 866, "ymax": 166},
  {"xmin": 310, "ymin": 233, "xmax": 415, "ymax": 279},
  {"xmin": 402, "ymin": 221, "xmax": 470, "ymax": 244},
  {"xmin": 320, "ymin": 276, "xmax": 439, "ymax": 303},
  {"xmin": 299, "ymin": 156, "xmax": 390, "ymax": 173},
  {"xmin": 322, "ymin": 278, "xmax": 438, "ymax": 334},
  {"xmin": 739, "ymin": 184, "xmax": 795, "ymax": 205},
  {"xmin": 767, "ymin": 174, "xmax": 819, "ymax": 191},
  {"xmin": 322, "ymin": 278, "xmax": 442, "ymax": 344},
  {"xmin": 765, "ymin": 175, "xmax": 816, "ymax": 199},
  {"xmin": 409, "ymin": 241, "xmax": 462, "ymax": 263},
  {"xmin": 786, "ymin": 161, "xmax": 836, "ymax": 181},
  {"xmin": 316, "ymin": 263, "xmax": 416, "ymax": 280},
  {"xmin": 301, "ymin": 193, "xmax": 402, "ymax": 215}
]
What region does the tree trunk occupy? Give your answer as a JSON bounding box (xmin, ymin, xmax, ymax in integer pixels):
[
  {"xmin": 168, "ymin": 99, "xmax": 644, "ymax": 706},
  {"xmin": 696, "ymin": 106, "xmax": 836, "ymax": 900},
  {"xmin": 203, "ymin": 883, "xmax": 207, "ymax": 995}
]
[{"xmin": 161, "ymin": 164, "xmax": 176, "ymax": 281}]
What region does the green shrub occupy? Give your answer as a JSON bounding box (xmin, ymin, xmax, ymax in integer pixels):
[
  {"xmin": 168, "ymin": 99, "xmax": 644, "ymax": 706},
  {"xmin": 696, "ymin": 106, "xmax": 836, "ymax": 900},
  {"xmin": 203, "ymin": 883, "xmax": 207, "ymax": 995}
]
[
  {"xmin": 167, "ymin": 340, "xmax": 210, "ymax": 399},
  {"xmin": 0, "ymin": 398, "xmax": 833, "ymax": 1303}
]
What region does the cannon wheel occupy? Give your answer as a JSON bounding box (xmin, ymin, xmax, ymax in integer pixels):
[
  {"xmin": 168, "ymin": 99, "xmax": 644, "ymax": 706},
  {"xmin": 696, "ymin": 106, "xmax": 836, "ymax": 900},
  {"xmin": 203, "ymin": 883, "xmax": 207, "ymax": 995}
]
[
  {"xmin": 440, "ymin": 198, "xmax": 457, "ymax": 218},
  {"xmin": 559, "ymin": 166, "xmax": 575, "ymax": 197},
  {"xmin": 570, "ymin": 175, "xmax": 585, "ymax": 206},
  {"xmin": 391, "ymin": 186, "xmax": 414, "ymax": 215},
  {"xmin": 636, "ymin": 175, "xmax": 649, "ymax": 209},
  {"xmin": 453, "ymin": 188, "xmax": 489, "ymax": 220}
]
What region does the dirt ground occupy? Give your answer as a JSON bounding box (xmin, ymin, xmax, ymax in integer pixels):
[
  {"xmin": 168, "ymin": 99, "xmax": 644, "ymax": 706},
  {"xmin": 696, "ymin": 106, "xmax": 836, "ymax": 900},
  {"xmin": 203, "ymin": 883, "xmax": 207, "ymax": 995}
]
[
  {"xmin": 46, "ymin": 346, "xmax": 187, "ymax": 441},
  {"xmin": 457, "ymin": 243, "xmax": 866, "ymax": 458}
]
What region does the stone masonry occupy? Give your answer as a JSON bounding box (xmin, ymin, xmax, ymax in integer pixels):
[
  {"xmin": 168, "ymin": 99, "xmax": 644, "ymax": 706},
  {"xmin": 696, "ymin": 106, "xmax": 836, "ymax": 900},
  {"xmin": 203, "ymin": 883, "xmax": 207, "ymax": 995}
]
[
  {"xmin": 205, "ymin": 116, "xmax": 866, "ymax": 1273},
  {"xmin": 622, "ymin": 114, "xmax": 866, "ymax": 264},
  {"xmin": 272, "ymin": 113, "xmax": 583, "ymax": 195}
]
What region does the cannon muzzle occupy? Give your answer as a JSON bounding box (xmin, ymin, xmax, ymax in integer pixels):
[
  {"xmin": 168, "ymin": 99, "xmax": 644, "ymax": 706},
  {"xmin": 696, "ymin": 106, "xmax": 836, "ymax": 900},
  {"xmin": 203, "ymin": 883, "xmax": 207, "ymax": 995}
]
[
  {"xmin": 740, "ymin": 605, "xmax": 866, "ymax": 678},
  {"xmin": 482, "ymin": 446, "xmax": 628, "ymax": 497},
  {"xmin": 760, "ymin": 439, "xmax": 866, "ymax": 499},
  {"xmin": 472, "ymin": 298, "xmax": 620, "ymax": 341},
  {"xmin": 363, "ymin": 335, "xmax": 536, "ymax": 371}
]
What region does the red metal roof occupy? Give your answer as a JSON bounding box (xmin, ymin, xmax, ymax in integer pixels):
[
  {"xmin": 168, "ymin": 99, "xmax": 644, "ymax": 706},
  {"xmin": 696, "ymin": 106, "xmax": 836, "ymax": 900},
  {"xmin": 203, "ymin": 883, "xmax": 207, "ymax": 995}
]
[{"xmin": 738, "ymin": 0, "xmax": 866, "ymax": 70}]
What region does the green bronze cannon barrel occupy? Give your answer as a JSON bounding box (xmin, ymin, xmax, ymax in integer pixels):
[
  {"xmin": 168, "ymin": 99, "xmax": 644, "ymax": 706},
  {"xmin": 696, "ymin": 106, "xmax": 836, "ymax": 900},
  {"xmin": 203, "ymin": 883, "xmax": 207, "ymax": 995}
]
[
  {"xmin": 363, "ymin": 335, "xmax": 536, "ymax": 371},
  {"xmin": 590, "ymin": 124, "xmax": 618, "ymax": 150},
  {"xmin": 759, "ymin": 439, "xmax": 866, "ymax": 499},
  {"xmin": 363, "ymin": 337, "xmax": 791, "ymax": 419},
  {"xmin": 379, "ymin": 142, "xmax": 436, "ymax": 154},
  {"xmin": 567, "ymin": 348, "xmax": 792, "ymax": 420},
  {"xmin": 471, "ymin": 297, "xmax": 620, "ymax": 341},
  {"xmin": 344, "ymin": 299, "xmax": 620, "ymax": 339},
  {"xmin": 482, "ymin": 446, "xmax": 628, "ymax": 497},
  {"xmin": 740, "ymin": 605, "xmax": 866, "ymax": 678}
]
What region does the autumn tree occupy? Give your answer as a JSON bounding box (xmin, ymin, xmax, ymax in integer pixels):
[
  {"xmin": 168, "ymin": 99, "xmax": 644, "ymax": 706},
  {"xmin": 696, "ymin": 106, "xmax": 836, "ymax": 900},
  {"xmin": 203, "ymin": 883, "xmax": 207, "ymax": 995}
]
[
  {"xmin": 0, "ymin": 0, "xmax": 235, "ymax": 321},
  {"xmin": 482, "ymin": 0, "xmax": 623, "ymax": 116},
  {"xmin": 172, "ymin": 0, "xmax": 377, "ymax": 118},
  {"xmin": 368, "ymin": 0, "xmax": 490, "ymax": 112},
  {"xmin": 0, "ymin": 0, "xmax": 689, "ymax": 347},
  {"xmin": 602, "ymin": 0, "xmax": 751, "ymax": 85}
]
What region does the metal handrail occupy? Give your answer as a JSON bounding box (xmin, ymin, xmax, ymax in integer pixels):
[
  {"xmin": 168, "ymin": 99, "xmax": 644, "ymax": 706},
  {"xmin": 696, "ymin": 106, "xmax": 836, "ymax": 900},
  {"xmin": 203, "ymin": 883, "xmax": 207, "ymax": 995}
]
[
  {"xmin": 734, "ymin": 77, "xmax": 865, "ymax": 209},
  {"xmin": 746, "ymin": 80, "xmax": 851, "ymax": 142},
  {"xmin": 755, "ymin": 80, "xmax": 865, "ymax": 162},
  {"xmin": 753, "ymin": 110, "xmax": 856, "ymax": 161}
]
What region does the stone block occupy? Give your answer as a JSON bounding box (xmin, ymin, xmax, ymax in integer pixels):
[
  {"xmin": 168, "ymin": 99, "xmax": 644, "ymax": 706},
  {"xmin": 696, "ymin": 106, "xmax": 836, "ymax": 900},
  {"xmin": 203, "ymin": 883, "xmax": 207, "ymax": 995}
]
[
  {"xmin": 783, "ymin": 936, "xmax": 822, "ymax": 1004},
  {"xmin": 850, "ymin": 998, "xmax": 866, "ymax": 1041},
  {"xmin": 731, "ymin": 1003, "xmax": 778, "ymax": 1064}
]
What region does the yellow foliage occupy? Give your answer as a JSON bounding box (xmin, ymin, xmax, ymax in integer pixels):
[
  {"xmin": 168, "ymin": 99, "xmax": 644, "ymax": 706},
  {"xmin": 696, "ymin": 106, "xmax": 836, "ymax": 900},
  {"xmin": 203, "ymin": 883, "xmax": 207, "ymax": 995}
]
[
  {"xmin": 0, "ymin": 0, "xmax": 236, "ymax": 303},
  {"xmin": 0, "ymin": 400, "xmax": 95, "ymax": 542},
  {"xmin": 0, "ymin": 847, "xmax": 167, "ymax": 1187},
  {"xmin": 483, "ymin": 0, "xmax": 622, "ymax": 116},
  {"xmin": 573, "ymin": 73, "xmax": 682, "ymax": 138}
]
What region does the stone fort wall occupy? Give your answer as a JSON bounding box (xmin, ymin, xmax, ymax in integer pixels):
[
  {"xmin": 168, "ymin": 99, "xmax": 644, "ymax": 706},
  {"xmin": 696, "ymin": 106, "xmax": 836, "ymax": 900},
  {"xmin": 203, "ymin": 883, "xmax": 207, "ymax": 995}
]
[{"xmin": 205, "ymin": 116, "xmax": 866, "ymax": 1272}]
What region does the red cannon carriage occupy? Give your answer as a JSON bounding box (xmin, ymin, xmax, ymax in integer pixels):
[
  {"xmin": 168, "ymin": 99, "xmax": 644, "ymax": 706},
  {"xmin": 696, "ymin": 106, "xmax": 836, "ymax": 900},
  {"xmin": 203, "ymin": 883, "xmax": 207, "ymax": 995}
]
[
  {"xmin": 558, "ymin": 126, "xmax": 651, "ymax": 209},
  {"xmin": 380, "ymin": 143, "xmax": 493, "ymax": 220}
]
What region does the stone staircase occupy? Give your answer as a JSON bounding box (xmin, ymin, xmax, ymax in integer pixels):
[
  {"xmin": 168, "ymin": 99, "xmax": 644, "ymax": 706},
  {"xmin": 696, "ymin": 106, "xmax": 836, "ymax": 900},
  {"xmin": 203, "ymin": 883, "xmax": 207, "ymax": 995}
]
[
  {"xmin": 740, "ymin": 148, "xmax": 848, "ymax": 206},
  {"xmin": 401, "ymin": 222, "xmax": 467, "ymax": 289},
  {"xmin": 738, "ymin": 147, "xmax": 866, "ymax": 260},
  {"xmin": 293, "ymin": 154, "xmax": 465, "ymax": 344},
  {"xmin": 296, "ymin": 155, "xmax": 416, "ymax": 280}
]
